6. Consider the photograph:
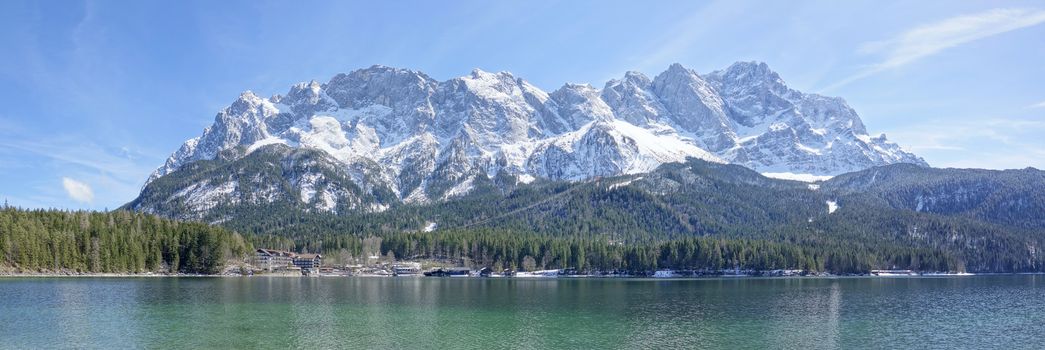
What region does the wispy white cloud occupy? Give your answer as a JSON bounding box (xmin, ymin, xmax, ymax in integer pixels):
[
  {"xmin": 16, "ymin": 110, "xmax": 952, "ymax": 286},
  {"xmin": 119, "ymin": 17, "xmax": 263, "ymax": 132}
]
[
  {"xmin": 0, "ymin": 130, "xmax": 163, "ymax": 209},
  {"xmin": 886, "ymin": 116, "xmax": 1045, "ymax": 169},
  {"xmin": 1029, "ymin": 101, "xmax": 1045, "ymax": 109},
  {"xmin": 825, "ymin": 8, "xmax": 1045, "ymax": 91},
  {"xmin": 62, "ymin": 177, "xmax": 94, "ymax": 203},
  {"xmin": 0, "ymin": 137, "xmax": 158, "ymax": 181}
]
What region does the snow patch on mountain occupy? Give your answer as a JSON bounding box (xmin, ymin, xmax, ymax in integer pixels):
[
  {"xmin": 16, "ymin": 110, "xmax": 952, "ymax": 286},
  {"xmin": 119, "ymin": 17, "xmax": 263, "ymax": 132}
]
[
  {"xmin": 142, "ymin": 62, "xmax": 926, "ymax": 215},
  {"xmin": 762, "ymin": 172, "xmax": 834, "ymax": 183},
  {"xmin": 172, "ymin": 181, "xmax": 238, "ymax": 214},
  {"xmin": 609, "ymin": 176, "xmax": 643, "ymax": 190}
]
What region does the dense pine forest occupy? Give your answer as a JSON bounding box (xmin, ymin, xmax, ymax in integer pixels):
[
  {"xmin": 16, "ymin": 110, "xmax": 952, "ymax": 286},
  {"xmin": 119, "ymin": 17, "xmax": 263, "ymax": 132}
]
[
  {"xmin": 294, "ymin": 229, "xmax": 963, "ymax": 274},
  {"xmin": 207, "ymin": 161, "xmax": 1045, "ymax": 274},
  {"xmin": 0, "ymin": 205, "xmax": 963, "ymax": 275},
  {"xmin": 7, "ymin": 159, "xmax": 1044, "ymax": 275},
  {"xmin": 0, "ymin": 206, "xmax": 251, "ymax": 274}
]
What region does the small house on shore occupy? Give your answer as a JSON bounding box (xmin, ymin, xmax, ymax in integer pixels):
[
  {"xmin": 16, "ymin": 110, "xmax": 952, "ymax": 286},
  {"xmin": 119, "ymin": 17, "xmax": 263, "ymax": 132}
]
[{"xmin": 393, "ymin": 262, "xmax": 422, "ymax": 276}]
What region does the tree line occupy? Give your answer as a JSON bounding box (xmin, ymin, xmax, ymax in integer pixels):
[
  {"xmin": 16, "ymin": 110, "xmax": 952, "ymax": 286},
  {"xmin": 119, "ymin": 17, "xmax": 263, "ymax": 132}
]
[
  {"xmin": 257, "ymin": 228, "xmax": 963, "ymax": 274},
  {"xmin": 0, "ymin": 207, "xmax": 252, "ymax": 274}
]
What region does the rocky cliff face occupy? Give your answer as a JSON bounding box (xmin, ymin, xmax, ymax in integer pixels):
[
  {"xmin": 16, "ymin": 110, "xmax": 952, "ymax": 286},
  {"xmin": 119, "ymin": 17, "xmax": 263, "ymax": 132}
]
[{"xmin": 132, "ymin": 62, "xmax": 925, "ymax": 217}]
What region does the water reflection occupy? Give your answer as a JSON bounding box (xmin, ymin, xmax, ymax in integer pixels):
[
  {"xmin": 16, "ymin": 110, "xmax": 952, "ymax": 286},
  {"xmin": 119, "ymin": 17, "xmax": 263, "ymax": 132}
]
[
  {"xmin": 1, "ymin": 276, "xmax": 1044, "ymax": 349},
  {"xmin": 54, "ymin": 281, "xmax": 95, "ymax": 348}
]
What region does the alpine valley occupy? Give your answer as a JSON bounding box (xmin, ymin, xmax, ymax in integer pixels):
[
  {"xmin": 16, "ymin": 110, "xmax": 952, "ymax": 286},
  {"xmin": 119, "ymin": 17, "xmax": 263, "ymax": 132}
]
[{"xmin": 116, "ymin": 62, "xmax": 1045, "ymax": 274}]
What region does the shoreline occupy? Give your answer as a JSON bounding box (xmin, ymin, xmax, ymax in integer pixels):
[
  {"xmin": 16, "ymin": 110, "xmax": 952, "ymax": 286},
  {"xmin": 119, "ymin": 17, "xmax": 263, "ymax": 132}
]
[
  {"xmin": 0, "ymin": 272, "xmax": 219, "ymax": 278},
  {"xmin": 2, "ymin": 272, "xmax": 1040, "ymax": 279}
]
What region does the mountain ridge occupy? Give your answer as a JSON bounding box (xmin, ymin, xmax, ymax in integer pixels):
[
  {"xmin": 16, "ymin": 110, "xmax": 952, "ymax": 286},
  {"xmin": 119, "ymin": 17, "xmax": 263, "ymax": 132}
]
[
  {"xmin": 127, "ymin": 157, "xmax": 1045, "ymax": 273},
  {"xmin": 136, "ymin": 62, "xmax": 927, "ymax": 216}
]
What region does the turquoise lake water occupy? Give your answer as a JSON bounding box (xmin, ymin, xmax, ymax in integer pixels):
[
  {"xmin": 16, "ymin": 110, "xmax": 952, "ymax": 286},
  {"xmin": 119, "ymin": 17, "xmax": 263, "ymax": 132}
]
[{"xmin": 1, "ymin": 275, "xmax": 1043, "ymax": 349}]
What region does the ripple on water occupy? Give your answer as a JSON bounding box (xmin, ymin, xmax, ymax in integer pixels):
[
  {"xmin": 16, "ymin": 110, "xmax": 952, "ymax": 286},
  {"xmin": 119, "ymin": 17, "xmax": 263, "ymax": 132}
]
[{"xmin": 0, "ymin": 275, "xmax": 1042, "ymax": 349}]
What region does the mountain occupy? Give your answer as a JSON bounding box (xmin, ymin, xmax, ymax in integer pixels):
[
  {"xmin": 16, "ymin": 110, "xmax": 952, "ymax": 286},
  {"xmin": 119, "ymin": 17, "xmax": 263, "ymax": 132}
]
[
  {"xmin": 704, "ymin": 62, "xmax": 925, "ymax": 174},
  {"xmin": 131, "ymin": 62, "xmax": 925, "ymax": 218},
  {"xmin": 821, "ymin": 164, "xmax": 1045, "ymax": 229},
  {"xmin": 183, "ymin": 158, "xmax": 1045, "ymax": 273},
  {"xmin": 127, "ymin": 144, "xmax": 396, "ymax": 221}
]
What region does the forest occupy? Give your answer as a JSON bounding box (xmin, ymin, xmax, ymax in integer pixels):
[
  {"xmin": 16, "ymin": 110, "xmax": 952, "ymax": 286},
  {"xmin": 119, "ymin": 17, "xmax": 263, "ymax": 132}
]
[
  {"xmin": 0, "ymin": 206, "xmax": 251, "ymax": 274},
  {"xmin": 1, "ymin": 205, "xmax": 969, "ymax": 275},
  {"xmin": 6, "ymin": 159, "xmax": 1044, "ymax": 275},
  {"xmin": 278, "ymin": 228, "xmax": 963, "ymax": 274}
]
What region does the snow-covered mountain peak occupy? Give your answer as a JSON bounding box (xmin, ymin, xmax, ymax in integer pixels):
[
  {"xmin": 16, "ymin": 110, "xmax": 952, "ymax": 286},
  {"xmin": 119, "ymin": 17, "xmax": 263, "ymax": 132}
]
[
  {"xmin": 141, "ymin": 62, "xmax": 927, "ymax": 216},
  {"xmin": 468, "ymin": 67, "xmax": 501, "ymax": 78},
  {"xmin": 651, "ymin": 63, "xmax": 735, "ymax": 151},
  {"xmin": 707, "ymin": 61, "xmax": 791, "ymax": 96},
  {"xmin": 464, "ymin": 68, "xmax": 528, "ymax": 89},
  {"xmin": 665, "ymin": 62, "xmax": 692, "ymax": 74},
  {"xmin": 560, "ymin": 82, "xmax": 595, "ymax": 90},
  {"xmin": 601, "ymin": 71, "xmax": 663, "ymax": 126},
  {"xmin": 298, "ymin": 80, "xmax": 323, "ymax": 96},
  {"xmin": 551, "ymin": 83, "xmax": 614, "ymax": 126},
  {"xmin": 620, "ymin": 70, "xmax": 653, "ymax": 84},
  {"xmin": 286, "ymin": 83, "xmax": 323, "ymax": 103},
  {"xmin": 714, "ymin": 61, "xmax": 777, "ymax": 79},
  {"xmin": 461, "ymin": 69, "xmax": 522, "ymax": 94},
  {"xmin": 230, "ymin": 91, "xmax": 265, "ymax": 109}
]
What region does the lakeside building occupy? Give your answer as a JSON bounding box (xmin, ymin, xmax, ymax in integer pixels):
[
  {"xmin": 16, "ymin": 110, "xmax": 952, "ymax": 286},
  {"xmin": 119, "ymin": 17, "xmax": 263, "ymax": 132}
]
[
  {"xmin": 293, "ymin": 254, "xmax": 322, "ymax": 272},
  {"xmin": 423, "ymin": 267, "xmax": 470, "ymax": 277},
  {"xmin": 254, "ymin": 249, "xmax": 295, "ymax": 271},
  {"xmin": 393, "ymin": 262, "xmax": 422, "ymax": 276},
  {"xmin": 254, "ymin": 249, "xmax": 322, "ymax": 273}
]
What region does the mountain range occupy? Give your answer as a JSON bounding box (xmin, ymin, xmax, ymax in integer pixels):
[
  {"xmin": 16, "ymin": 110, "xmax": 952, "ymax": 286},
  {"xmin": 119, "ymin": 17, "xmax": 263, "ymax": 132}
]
[
  {"xmin": 120, "ymin": 62, "xmax": 1045, "ymax": 273},
  {"xmin": 129, "ymin": 62, "xmax": 926, "ymax": 218}
]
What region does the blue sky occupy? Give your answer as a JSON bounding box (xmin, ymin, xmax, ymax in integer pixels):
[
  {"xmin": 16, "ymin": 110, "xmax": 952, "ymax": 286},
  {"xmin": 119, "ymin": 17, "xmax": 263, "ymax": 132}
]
[{"xmin": 1, "ymin": 0, "xmax": 1044, "ymax": 210}]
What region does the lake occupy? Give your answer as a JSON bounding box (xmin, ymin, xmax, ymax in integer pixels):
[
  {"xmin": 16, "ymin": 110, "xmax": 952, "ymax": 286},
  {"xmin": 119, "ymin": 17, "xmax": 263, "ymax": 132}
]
[{"xmin": 1, "ymin": 275, "xmax": 1042, "ymax": 349}]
